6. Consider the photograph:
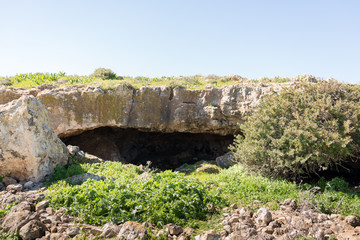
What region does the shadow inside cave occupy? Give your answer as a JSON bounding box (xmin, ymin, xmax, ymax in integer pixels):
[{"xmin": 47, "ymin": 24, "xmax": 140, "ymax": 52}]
[{"xmin": 61, "ymin": 127, "xmax": 234, "ymax": 170}]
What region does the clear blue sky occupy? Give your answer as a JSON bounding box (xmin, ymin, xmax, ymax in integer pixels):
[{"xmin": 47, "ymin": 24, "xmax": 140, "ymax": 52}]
[{"xmin": 0, "ymin": 0, "xmax": 359, "ymax": 83}]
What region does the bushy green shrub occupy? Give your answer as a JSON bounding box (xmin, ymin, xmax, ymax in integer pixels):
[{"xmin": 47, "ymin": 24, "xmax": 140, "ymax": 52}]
[
  {"xmin": 231, "ymin": 80, "xmax": 360, "ymax": 180},
  {"xmin": 0, "ymin": 78, "xmax": 12, "ymax": 86},
  {"xmin": 91, "ymin": 68, "xmax": 117, "ymax": 80},
  {"xmin": 316, "ymin": 177, "xmax": 350, "ymax": 192},
  {"xmin": 47, "ymin": 171, "xmax": 223, "ymax": 226}
]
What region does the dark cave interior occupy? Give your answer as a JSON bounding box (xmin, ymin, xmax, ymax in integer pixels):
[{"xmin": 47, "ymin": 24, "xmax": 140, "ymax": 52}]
[{"xmin": 61, "ymin": 127, "xmax": 234, "ymax": 170}]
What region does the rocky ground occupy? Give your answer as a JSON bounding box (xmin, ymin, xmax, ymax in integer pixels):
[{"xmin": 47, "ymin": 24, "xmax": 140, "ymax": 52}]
[{"xmin": 1, "ymin": 177, "xmax": 360, "ymax": 240}]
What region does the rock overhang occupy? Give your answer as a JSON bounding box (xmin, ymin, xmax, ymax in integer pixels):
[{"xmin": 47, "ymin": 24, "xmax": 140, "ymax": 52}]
[{"xmin": 0, "ymin": 82, "xmax": 293, "ymax": 137}]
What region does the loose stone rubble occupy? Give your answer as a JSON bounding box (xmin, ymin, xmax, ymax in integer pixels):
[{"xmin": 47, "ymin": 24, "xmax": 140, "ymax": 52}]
[{"xmin": 1, "ymin": 179, "xmax": 360, "ymax": 240}]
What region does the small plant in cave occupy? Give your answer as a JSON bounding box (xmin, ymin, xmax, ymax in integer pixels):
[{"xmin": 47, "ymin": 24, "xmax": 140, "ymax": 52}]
[{"xmin": 231, "ymin": 80, "xmax": 360, "ymax": 180}]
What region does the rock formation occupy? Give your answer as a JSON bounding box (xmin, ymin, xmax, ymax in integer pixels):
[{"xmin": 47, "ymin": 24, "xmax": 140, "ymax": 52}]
[
  {"xmin": 0, "ymin": 95, "xmax": 69, "ymax": 182},
  {"xmin": 0, "ymin": 82, "xmax": 293, "ymax": 137}
]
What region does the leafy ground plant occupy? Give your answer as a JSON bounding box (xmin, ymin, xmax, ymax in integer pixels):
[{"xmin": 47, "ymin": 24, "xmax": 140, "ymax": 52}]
[
  {"xmin": 45, "ymin": 161, "xmax": 360, "ymax": 234},
  {"xmin": 46, "ymin": 170, "xmax": 224, "ymax": 227}
]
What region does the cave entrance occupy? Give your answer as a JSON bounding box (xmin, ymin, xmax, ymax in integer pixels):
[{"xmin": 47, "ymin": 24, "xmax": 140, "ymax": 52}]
[{"xmin": 61, "ymin": 127, "xmax": 234, "ymax": 170}]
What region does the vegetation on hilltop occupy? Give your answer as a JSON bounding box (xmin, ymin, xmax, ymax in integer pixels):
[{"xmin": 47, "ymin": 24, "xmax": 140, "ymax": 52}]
[{"xmin": 0, "ymin": 68, "xmax": 317, "ymax": 90}]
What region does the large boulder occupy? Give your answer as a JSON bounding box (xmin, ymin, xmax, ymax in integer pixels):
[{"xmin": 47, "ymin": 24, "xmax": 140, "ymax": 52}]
[{"xmin": 0, "ymin": 95, "xmax": 68, "ymax": 182}]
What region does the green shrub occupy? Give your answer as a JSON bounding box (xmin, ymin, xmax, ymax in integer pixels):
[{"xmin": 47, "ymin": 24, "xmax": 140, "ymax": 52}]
[
  {"xmin": 231, "ymin": 80, "xmax": 360, "ymax": 180},
  {"xmin": 0, "ymin": 174, "xmax": 3, "ymax": 182},
  {"xmin": 47, "ymin": 171, "xmax": 223, "ymax": 226},
  {"xmin": 316, "ymin": 177, "xmax": 350, "ymax": 192},
  {"xmin": 0, "ymin": 78, "xmax": 12, "ymax": 86},
  {"xmin": 91, "ymin": 68, "xmax": 117, "ymax": 80}
]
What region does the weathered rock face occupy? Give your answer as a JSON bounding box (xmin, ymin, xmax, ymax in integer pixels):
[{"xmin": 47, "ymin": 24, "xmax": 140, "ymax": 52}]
[
  {"xmin": 0, "ymin": 96, "xmax": 69, "ymax": 182},
  {"xmin": 0, "ymin": 82, "xmax": 292, "ymax": 137}
]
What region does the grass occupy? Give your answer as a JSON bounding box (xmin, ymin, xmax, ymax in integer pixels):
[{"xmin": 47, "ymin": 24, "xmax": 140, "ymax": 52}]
[
  {"xmin": 44, "ymin": 161, "xmax": 360, "ymax": 234},
  {"xmin": 0, "ymin": 230, "xmax": 19, "ymax": 240},
  {"xmin": 46, "ymin": 161, "xmax": 142, "ymax": 184},
  {"xmin": 0, "ymin": 72, "xmax": 296, "ymax": 90}
]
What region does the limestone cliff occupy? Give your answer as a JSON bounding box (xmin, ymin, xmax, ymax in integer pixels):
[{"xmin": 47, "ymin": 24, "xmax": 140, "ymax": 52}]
[{"xmin": 0, "ymin": 82, "xmax": 293, "ymax": 137}]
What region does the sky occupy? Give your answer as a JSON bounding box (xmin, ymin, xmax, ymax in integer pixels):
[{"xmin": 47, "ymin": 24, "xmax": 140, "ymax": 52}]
[{"xmin": 0, "ymin": 0, "xmax": 359, "ymax": 83}]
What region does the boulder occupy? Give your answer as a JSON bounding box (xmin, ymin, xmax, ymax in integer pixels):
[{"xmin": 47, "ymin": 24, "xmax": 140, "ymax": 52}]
[
  {"xmin": 2, "ymin": 176, "xmax": 17, "ymax": 185},
  {"xmin": 101, "ymin": 223, "xmax": 121, "ymax": 238},
  {"xmin": 24, "ymin": 181, "xmax": 34, "ymax": 189},
  {"xmin": 0, "ymin": 192, "xmax": 25, "ymax": 209},
  {"xmin": 195, "ymin": 230, "xmax": 221, "ymax": 240},
  {"xmin": 65, "ymin": 173, "xmax": 104, "ymax": 184},
  {"xmin": 19, "ymin": 219, "xmax": 46, "ymax": 240},
  {"xmin": 280, "ymin": 199, "xmax": 298, "ymax": 211},
  {"xmin": 67, "ymin": 145, "xmax": 80, "ymax": 156},
  {"xmin": 256, "ymin": 208, "xmax": 272, "ymax": 226},
  {"xmin": 165, "ymin": 223, "xmax": 184, "ymax": 235},
  {"xmin": 345, "ymin": 215, "xmax": 360, "ymax": 227},
  {"xmin": 66, "ymin": 227, "xmax": 80, "ymax": 237},
  {"xmin": 215, "ymin": 152, "xmax": 236, "ymax": 168},
  {"xmin": 1, "ymin": 210, "xmax": 39, "ymax": 233},
  {"xmin": 0, "ymin": 95, "xmax": 68, "ymax": 182},
  {"xmin": 117, "ymin": 221, "xmax": 148, "ymax": 240},
  {"xmin": 11, "ymin": 201, "xmax": 34, "ymax": 213},
  {"xmin": 36, "ymin": 200, "xmax": 50, "ymax": 212},
  {"xmin": 196, "ymin": 164, "xmax": 220, "ymax": 174},
  {"xmin": 6, "ymin": 183, "xmax": 23, "ymax": 193}
]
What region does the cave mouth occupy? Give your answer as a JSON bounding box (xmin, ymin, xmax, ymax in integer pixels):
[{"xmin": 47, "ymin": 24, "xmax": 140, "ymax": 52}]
[{"xmin": 61, "ymin": 127, "xmax": 235, "ymax": 170}]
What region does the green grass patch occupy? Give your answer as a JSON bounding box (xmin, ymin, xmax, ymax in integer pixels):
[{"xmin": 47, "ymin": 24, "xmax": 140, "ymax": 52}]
[
  {"xmin": 0, "ymin": 230, "xmax": 20, "ymax": 240},
  {"xmin": 198, "ymin": 164, "xmax": 299, "ymax": 208},
  {"xmin": 47, "ymin": 161, "xmax": 142, "ymax": 184},
  {"xmin": 196, "ymin": 164, "xmax": 360, "ymax": 217}
]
